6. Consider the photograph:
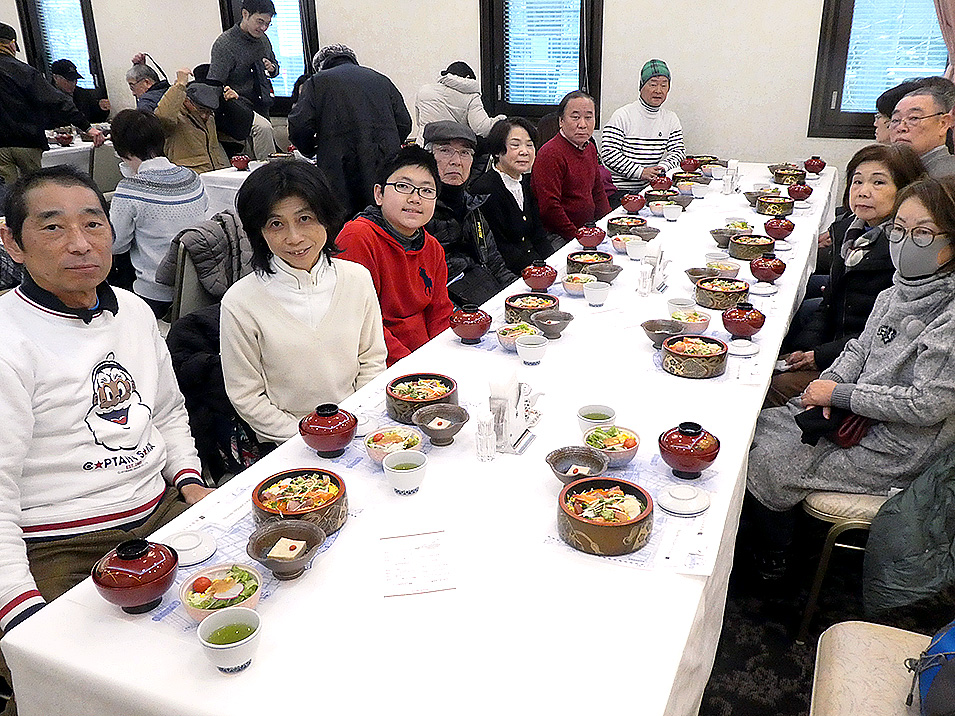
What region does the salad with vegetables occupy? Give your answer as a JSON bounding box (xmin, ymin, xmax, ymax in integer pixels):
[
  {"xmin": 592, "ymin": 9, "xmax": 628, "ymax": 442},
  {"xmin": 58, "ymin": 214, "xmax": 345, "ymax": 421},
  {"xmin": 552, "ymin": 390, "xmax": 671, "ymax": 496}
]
[
  {"xmin": 391, "ymin": 378, "xmax": 451, "ymax": 400},
  {"xmin": 666, "ymin": 337, "xmax": 724, "ymax": 356},
  {"xmin": 586, "ymin": 426, "xmax": 638, "ymax": 452},
  {"xmin": 566, "ymin": 486, "xmax": 644, "ymax": 524},
  {"xmin": 498, "ymin": 322, "xmax": 538, "ymax": 338},
  {"xmin": 185, "ymin": 565, "xmax": 259, "ymax": 611},
  {"xmin": 366, "ymin": 427, "xmax": 421, "ymax": 453},
  {"xmin": 671, "ymin": 310, "xmax": 708, "ymax": 323}
]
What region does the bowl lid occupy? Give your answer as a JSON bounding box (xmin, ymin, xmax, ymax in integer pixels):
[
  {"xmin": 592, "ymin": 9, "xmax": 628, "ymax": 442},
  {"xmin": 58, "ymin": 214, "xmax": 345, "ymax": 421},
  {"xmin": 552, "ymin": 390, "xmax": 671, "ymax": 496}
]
[
  {"xmin": 166, "ymin": 531, "xmax": 217, "ymax": 567},
  {"xmin": 657, "ymin": 485, "xmax": 711, "ymax": 516},
  {"xmin": 299, "ymin": 404, "xmax": 357, "ymax": 434},
  {"xmin": 92, "ymin": 539, "xmax": 178, "ymax": 588}
]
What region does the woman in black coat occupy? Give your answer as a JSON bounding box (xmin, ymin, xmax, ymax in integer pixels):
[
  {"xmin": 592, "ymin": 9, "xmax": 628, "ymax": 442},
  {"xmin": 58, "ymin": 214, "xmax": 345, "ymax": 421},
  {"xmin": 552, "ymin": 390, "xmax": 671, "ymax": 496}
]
[
  {"xmin": 767, "ymin": 143, "xmax": 927, "ymax": 406},
  {"xmin": 468, "ymin": 117, "xmax": 554, "ymax": 274}
]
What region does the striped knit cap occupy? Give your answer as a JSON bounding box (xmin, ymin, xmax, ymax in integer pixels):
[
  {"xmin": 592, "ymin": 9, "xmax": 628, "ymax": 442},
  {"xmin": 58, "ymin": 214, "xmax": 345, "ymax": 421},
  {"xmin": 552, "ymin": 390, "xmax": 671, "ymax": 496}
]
[{"xmin": 640, "ymin": 59, "xmax": 670, "ymax": 88}]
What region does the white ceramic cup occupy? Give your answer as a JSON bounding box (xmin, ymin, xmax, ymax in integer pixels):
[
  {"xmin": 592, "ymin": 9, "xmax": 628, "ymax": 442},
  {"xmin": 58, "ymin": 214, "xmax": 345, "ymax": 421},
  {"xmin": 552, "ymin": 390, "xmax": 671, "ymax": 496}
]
[
  {"xmin": 662, "ymin": 204, "xmax": 682, "ymax": 222},
  {"xmin": 625, "ymin": 238, "xmax": 648, "ymax": 261},
  {"xmin": 667, "ymin": 297, "xmax": 695, "ymax": 316},
  {"xmin": 197, "ymin": 606, "xmax": 262, "ymax": 673},
  {"xmin": 577, "ymin": 404, "xmax": 616, "ymax": 434},
  {"xmin": 705, "ymin": 251, "xmax": 730, "ymax": 263},
  {"xmin": 691, "ymin": 183, "xmax": 708, "ymax": 199},
  {"xmin": 709, "ymin": 165, "xmax": 727, "ymax": 180},
  {"xmin": 382, "ymin": 450, "xmax": 428, "ymax": 495},
  {"xmin": 583, "ymin": 280, "xmax": 610, "ymax": 306},
  {"xmin": 515, "ymin": 334, "xmax": 548, "ymax": 365}
]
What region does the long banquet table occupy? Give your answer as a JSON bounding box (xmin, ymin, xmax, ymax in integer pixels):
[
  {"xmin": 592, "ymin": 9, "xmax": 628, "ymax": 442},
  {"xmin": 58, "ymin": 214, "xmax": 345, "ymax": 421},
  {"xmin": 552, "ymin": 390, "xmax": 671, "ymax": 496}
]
[{"xmin": 2, "ymin": 163, "xmax": 837, "ymax": 716}]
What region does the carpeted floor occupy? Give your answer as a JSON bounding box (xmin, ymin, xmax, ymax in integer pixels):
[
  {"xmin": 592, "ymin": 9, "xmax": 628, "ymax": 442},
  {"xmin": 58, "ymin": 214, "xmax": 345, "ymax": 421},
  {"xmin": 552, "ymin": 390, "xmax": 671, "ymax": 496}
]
[{"xmin": 700, "ymin": 516, "xmax": 954, "ymax": 716}]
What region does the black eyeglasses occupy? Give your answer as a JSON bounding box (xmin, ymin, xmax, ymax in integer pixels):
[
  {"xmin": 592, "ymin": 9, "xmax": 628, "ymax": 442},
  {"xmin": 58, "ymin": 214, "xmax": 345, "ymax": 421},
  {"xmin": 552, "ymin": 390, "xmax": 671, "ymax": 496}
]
[
  {"xmin": 384, "ymin": 181, "xmax": 437, "ymax": 200},
  {"xmin": 888, "ymin": 224, "xmax": 948, "ymax": 247},
  {"xmin": 888, "ymin": 112, "xmax": 947, "ymax": 129}
]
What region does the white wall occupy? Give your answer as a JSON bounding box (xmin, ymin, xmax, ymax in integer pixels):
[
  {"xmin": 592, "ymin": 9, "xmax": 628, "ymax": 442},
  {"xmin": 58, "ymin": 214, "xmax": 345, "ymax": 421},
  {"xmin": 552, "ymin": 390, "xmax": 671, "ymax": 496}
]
[{"xmin": 0, "ymin": 4, "xmax": 24, "ymax": 60}]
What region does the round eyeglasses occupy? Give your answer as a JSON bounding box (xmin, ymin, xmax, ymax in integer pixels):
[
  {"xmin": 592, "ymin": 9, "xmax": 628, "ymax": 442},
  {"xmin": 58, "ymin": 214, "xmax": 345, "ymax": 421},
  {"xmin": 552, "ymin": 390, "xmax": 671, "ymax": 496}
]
[
  {"xmin": 384, "ymin": 181, "xmax": 438, "ymax": 200},
  {"xmin": 888, "ymin": 224, "xmax": 948, "ymax": 247}
]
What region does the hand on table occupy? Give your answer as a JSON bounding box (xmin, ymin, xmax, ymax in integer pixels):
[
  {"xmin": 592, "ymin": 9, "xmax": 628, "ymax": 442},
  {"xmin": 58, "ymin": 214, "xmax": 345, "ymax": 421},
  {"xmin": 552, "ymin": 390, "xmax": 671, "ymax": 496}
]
[
  {"xmin": 784, "ymin": 350, "xmax": 817, "ymax": 371},
  {"xmin": 180, "ymin": 483, "xmax": 215, "ymax": 505},
  {"xmin": 641, "ymin": 165, "xmax": 665, "ymax": 180},
  {"xmin": 223, "ymin": 86, "xmax": 238, "ymax": 102},
  {"xmin": 801, "ymin": 378, "xmax": 837, "ymax": 418},
  {"xmin": 88, "ymin": 127, "xmax": 106, "ymax": 147}
]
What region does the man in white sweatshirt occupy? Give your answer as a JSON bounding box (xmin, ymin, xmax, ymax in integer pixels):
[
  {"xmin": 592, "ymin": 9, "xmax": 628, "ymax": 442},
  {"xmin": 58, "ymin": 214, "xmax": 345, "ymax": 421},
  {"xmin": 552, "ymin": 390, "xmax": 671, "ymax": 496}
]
[
  {"xmin": 0, "ymin": 166, "xmax": 212, "ymax": 705},
  {"xmin": 600, "ymin": 59, "xmax": 686, "ymax": 199}
]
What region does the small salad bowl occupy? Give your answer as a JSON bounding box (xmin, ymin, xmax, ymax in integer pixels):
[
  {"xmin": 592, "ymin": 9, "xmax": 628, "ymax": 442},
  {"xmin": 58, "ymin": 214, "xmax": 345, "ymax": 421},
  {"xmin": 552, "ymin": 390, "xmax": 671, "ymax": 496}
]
[
  {"xmin": 546, "ymin": 446, "xmax": 610, "ymax": 485},
  {"xmin": 364, "ymin": 425, "xmax": 424, "ymax": 463},
  {"xmin": 179, "ymin": 563, "xmax": 263, "ymax": 622},
  {"xmin": 671, "ymin": 310, "xmax": 711, "ymax": 334},
  {"xmin": 496, "ymin": 322, "xmax": 543, "ymax": 352},
  {"xmin": 411, "ymin": 404, "xmax": 470, "ymax": 446},
  {"xmin": 583, "ymin": 425, "xmax": 640, "ymax": 468},
  {"xmin": 562, "ymin": 273, "xmax": 596, "ymax": 296}
]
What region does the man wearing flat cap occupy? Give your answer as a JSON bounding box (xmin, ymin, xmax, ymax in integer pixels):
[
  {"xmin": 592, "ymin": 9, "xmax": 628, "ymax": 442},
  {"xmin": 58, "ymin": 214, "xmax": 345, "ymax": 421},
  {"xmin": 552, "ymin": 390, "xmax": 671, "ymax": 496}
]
[
  {"xmin": 423, "ymin": 120, "xmax": 516, "ymax": 306},
  {"xmin": 155, "ymin": 69, "xmax": 230, "ymax": 173},
  {"xmin": 0, "ymin": 25, "xmax": 105, "ymax": 186},
  {"xmin": 50, "ymin": 58, "xmax": 110, "ymax": 124},
  {"xmin": 600, "ymin": 59, "xmax": 685, "ymax": 199},
  {"xmin": 289, "ymin": 44, "xmax": 412, "ymax": 218}
]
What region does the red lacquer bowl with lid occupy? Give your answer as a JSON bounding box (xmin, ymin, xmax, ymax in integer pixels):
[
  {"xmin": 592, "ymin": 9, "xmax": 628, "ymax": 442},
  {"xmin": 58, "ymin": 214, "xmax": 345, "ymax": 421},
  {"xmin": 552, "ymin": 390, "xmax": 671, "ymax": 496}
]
[
  {"xmin": 576, "ymin": 226, "xmax": 607, "ymax": 248},
  {"xmin": 750, "ymin": 252, "xmax": 787, "ymax": 284},
  {"xmin": 650, "ymin": 175, "xmax": 673, "ymax": 191},
  {"xmin": 658, "ymin": 422, "xmax": 720, "ymax": 479},
  {"xmin": 620, "ymin": 194, "xmax": 646, "ymax": 214},
  {"xmin": 450, "ymin": 304, "xmax": 492, "ymax": 344},
  {"xmin": 788, "ymin": 181, "xmax": 813, "ymax": 201},
  {"xmin": 299, "ymin": 403, "xmax": 357, "ymax": 458},
  {"xmin": 522, "ymin": 260, "xmax": 558, "ymax": 291},
  {"xmin": 764, "ymin": 217, "xmax": 795, "ymax": 241},
  {"xmin": 721, "ymin": 301, "xmax": 766, "ymax": 339},
  {"xmin": 92, "ymin": 538, "xmax": 179, "ymax": 613},
  {"xmin": 803, "ymin": 155, "xmax": 826, "ymax": 174}
]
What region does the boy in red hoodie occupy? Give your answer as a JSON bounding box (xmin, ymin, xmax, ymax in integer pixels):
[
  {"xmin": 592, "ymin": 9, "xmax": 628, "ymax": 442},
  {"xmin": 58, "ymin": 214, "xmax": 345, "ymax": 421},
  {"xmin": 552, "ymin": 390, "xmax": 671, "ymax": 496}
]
[{"xmin": 338, "ymin": 146, "xmax": 453, "ymax": 365}]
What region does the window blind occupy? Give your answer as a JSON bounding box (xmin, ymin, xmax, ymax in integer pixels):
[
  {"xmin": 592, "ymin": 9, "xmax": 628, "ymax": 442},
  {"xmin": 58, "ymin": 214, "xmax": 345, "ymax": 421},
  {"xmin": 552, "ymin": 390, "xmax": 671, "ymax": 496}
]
[
  {"xmin": 504, "ymin": 0, "xmax": 582, "ymax": 105},
  {"xmin": 35, "ymin": 0, "xmax": 95, "ymax": 90},
  {"xmin": 265, "ymin": 0, "xmax": 306, "ymax": 99},
  {"xmin": 841, "ymin": 0, "xmax": 947, "ymax": 112}
]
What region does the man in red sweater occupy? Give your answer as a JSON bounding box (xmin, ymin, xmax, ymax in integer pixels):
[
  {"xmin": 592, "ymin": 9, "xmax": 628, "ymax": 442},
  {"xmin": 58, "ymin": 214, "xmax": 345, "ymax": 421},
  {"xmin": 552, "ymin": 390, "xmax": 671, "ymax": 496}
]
[
  {"xmin": 338, "ymin": 146, "xmax": 453, "ymax": 365},
  {"xmin": 531, "ymin": 90, "xmax": 611, "ymax": 242}
]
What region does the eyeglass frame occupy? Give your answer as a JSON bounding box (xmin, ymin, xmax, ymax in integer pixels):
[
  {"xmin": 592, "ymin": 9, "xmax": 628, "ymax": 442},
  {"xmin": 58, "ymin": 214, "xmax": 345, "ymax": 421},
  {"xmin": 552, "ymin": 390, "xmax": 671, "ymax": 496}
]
[
  {"xmin": 383, "ymin": 181, "xmax": 438, "ymax": 200},
  {"xmin": 432, "ymin": 145, "xmax": 475, "ymax": 160},
  {"xmin": 887, "ymin": 111, "xmax": 948, "ymax": 130},
  {"xmin": 888, "ymin": 224, "xmax": 949, "ymax": 248}
]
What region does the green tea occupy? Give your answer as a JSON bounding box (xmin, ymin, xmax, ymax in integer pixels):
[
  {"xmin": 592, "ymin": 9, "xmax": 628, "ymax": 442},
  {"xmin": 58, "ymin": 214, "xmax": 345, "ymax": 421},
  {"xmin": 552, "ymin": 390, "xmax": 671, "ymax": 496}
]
[
  {"xmin": 207, "ymin": 623, "xmax": 255, "ymax": 645},
  {"xmin": 583, "ymin": 413, "xmax": 611, "ymax": 420},
  {"xmin": 391, "ymin": 463, "xmax": 419, "ymax": 471}
]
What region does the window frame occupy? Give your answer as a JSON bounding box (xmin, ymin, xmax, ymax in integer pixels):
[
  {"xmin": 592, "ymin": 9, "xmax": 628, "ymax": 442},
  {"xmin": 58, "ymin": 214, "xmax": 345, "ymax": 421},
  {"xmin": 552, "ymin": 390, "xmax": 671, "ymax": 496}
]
[
  {"xmin": 479, "ymin": 0, "xmax": 604, "ymax": 121},
  {"xmin": 218, "ymin": 0, "xmax": 319, "ymax": 117},
  {"xmin": 15, "ymin": 0, "xmax": 106, "ymax": 92}
]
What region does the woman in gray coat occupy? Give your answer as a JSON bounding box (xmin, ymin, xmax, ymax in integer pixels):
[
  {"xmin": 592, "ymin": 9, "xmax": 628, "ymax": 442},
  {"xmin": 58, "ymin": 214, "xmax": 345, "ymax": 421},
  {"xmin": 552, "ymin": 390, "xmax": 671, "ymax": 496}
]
[{"xmin": 746, "ymin": 176, "xmax": 955, "ymax": 575}]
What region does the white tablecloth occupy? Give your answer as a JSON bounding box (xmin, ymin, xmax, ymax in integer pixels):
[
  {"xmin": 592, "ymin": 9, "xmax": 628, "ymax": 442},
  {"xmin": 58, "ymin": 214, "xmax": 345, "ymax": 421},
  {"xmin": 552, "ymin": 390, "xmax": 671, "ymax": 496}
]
[
  {"xmin": 199, "ymin": 166, "xmax": 250, "ymax": 214},
  {"xmin": 1, "ymin": 164, "xmax": 837, "ymax": 716},
  {"xmin": 41, "ymin": 140, "xmax": 94, "ymax": 172}
]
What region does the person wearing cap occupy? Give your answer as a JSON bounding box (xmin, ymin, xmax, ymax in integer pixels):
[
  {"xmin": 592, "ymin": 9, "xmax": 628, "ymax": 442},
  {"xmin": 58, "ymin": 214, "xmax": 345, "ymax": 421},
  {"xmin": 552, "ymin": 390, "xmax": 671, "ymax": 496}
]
[
  {"xmin": 422, "ymin": 120, "xmax": 516, "ymax": 306},
  {"xmin": 890, "ymin": 82, "xmax": 955, "ymax": 178},
  {"xmin": 127, "ymin": 54, "xmax": 171, "ymax": 114},
  {"xmin": 600, "ymin": 59, "xmax": 685, "ymax": 198},
  {"xmin": 414, "ymin": 62, "xmax": 504, "ymax": 142},
  {"xmin": 531, "ymin": 90, "xmax": 611, "ymax": 244},
  {"xmin": 207, "ymin": 0, "xmax": 279, "ymax": 160},
  {"xmin": 289, "ymin": 44, "xmax": 412, "ymax": 219},
  {"xmin": 50, "ymin": 58, "xmax": 110, "ymax": 124},
  {"xmin": 0, "ymin": 25, "xmax": 105, "ymax": 186},
  {"xmin": 155, "ymin": 69, "xmax": 229, "ymax": 174}
]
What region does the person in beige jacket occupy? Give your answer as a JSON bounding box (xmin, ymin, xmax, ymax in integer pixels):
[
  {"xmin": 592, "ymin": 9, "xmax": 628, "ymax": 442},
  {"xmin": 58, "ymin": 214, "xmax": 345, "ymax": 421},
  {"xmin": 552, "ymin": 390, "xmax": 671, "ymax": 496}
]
[{"xmin": 155, "ymin": 68, "xmax": 229, "ymax": 174}]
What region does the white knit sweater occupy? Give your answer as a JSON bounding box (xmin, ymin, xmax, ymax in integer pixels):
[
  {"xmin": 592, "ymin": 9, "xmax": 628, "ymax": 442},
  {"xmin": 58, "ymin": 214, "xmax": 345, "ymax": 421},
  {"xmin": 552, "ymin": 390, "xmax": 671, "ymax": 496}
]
[
  {"xmin": 600, "ymin": 98, "xmax": 685, "ymax": 191},
  {"xmin": 0, "ymin": 287, "xmax": 202, "ymax": 631},
  {"xmin": 220, "ymin": 257, "xmax": 387, "ymax": 444}
]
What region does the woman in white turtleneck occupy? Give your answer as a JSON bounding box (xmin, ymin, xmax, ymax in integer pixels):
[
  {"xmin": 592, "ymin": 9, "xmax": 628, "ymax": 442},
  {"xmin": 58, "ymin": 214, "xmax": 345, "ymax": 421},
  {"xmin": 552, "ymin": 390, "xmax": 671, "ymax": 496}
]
[{"xmin": 220, "ymin": 161, "xmax": 386, "ymax": 445}]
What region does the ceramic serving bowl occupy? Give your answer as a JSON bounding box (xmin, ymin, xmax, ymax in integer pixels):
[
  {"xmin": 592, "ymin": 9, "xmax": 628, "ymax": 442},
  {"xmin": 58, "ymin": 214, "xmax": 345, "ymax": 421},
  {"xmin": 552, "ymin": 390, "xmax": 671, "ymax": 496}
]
[
  {"xmin": 91, "ymin": 538, "xmax": 179, "ymax": 614},
  {"xmin": 645, "ymin": 189, "xmax": 679, "ymax": 204},
  {"xmin": 675, "ymin": 181, "xmax": 695, "ymax": 196},
  {"xmin": 686, "ymin": 267, "xmax": 720, "ymax": 287},
  {"xmin": 449, "ymin": 304, "xmax": 492, "ymax": 344},
  {"xmin": 670, "ymin": 310, "xmax": 711, "ymax": 334},
  {"xmin": 562, "ymin": 273, "xmax": 597, "ymax": 296},
  {"xmin": 658, "ymin": 422, "xmax": 720, "ymax": 478},
  {"xmin": 728, "ymin": 234, "xmax": 775, "ymax": 261},
  {"xmin": 246, "ymin": 520, "xmax": 326, "ymax": 581},
  {"xmin": 557, "ymin": 477, "xmax": 654, "ymax": 556},
  {"xmin": 411, "ymin": 404, "xmax": 470, "ymax": 446},
  {"xmin": 386, "ymin": 372, "xmax": 458, "ymax": 424},
  {"xmin": 774, "ymin": 167, "xmax": 807, "ymax": 185},
  {"xmin": 672, "ymin": 171, "xmax": 708, "ymax": 185},
  {"xmin": 546, "ymin": 446, "xmax": 610, "ymax": 484},
  {"xmin": 522, "ymin": 260, "xmax": 558, "ymax": 291},
  {"xmin": 669, "ymin": 194, "xmax": 694, "ymax": 209},
  {"xmin": 756, "ymin": 195, "xmax": 795, "ymax": 217},
  {"xmin": 768, "ymin": 162, "xmax": 800, "ymax": 175},
  {"xmin": 606, "ymin": 215, "xmax": 647, "ymax": 237},
  {"xmin": 364, "ymin": 425, "xmax": 424, "ymax": 463},
  {"xmin": 695, "ymin": 276, "xmax": 749, "ymax": 310},
  {"xmin": 620, "ymin": 194, "xmax": 646, "ymax": 213},
  {"xmin": 710, "ymin": 228, "xmax": 738, "ymax": 248},
  {"xmin": 661, "ymin": 335, "xmax": 729, "ymax": 379},
  {"xmin": 179, "ymin": 563, "xmax": 263, "ymax": 622},
  {"xmin": 641, "ymin": 319, "xmax": 684, "ymax": 349},
  {"xmin": 648, "ymin": 201, "xmax": 670, "ymax": 217},
  {"xmin": 611, "ymin": 234, "xmax": 641, "ymax": 254},
  {"xmin": 251, "ymin": 468, "xmax": 348, "ymax": 534},
  {"xmin": 583, "ymin": 425, "xmax": 640, "ymax": 467},
  {"xmin": 582, "ymin": 263, "xmax": 623, "ymax": 284},
  {"xmin": 530, "ymin": 309, "xmax": 574, "ymax": 339},
  {"xmin": 496, "ymin": 322, "xmax": 543, "ymax": 351},
  {"xmin": 706, "ymin": 260, "xmax": 740, "ymax": 278},
  {"xmin": 505, "ymin": 292, "xmax": 559, "ymax": 323},
  {"xmin": 576, "ymin": 226, "xmax": 607, "ymax": 248},
  {"xmin": 299, "ymin": 404, "xmax": 357, "ymax": 458},
  {"xmin": 700, "ymin": 160, "xmax": 727, "ymax": 177},
  {"xmin": 566, "ymin": 251, "xmax": 612, "ymax": 275},
  {"xmin": 627, "ymin": 225, "xmax": 661, "ymax": 242}
]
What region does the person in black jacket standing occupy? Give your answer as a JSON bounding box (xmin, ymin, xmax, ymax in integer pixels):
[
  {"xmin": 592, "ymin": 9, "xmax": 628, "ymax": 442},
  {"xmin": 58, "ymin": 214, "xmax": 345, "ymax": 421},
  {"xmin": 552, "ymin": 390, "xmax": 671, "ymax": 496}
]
[
  {"xmin": 0, "ymin": 25, "xmax": 105, "ymax": 186},
  {"xmin": 288, "ymin": 44, "xmax": 412, "ymax": 219},
  {"xmin": 422, "ymin": 121, "xmax": 516, "ymax": 307},
  {"xmin": 50, "ymin": 59, "xmax": 109, "ymax": 124}
]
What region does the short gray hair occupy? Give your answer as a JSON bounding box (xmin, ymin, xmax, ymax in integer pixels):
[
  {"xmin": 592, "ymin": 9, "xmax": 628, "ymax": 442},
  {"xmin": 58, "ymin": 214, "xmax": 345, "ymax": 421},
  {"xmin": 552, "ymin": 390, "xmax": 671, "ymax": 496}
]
[
  {"xmin": 903, "ymin": 84, "xmax": 955, "ymax": 114},
  {"xmin": 125, "ymin": 63, "xmax": 159, "ymax": 85}
]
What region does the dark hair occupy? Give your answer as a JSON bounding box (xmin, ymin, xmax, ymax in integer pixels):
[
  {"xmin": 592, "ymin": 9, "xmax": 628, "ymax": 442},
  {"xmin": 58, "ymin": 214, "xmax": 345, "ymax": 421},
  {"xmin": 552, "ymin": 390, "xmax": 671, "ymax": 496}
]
[
  {"xmin": 242, "ymin": 0, "xmax": 276, "ymax": 15},
  {"xmin": 486, "ymin": 117, "xmax": 538, "ymax": 159},
  {"xmin": 842, "ymin": 143, "xmax": 926, "ymax": 210},
  {"xmin": 535, "ymin": 112, "xmax": 560, "ymax": 147},
  {"xmin": 192, "ymin": 63, "xmax": 210, "ymax": 83},
  {"xmin": 235, "ymin": 160, "xmax": 344, "ymax": 274},
  {"xmin": 876, "ymin": 80, "xmax": 921, "ymax": 117},
  {"xmin": 110, "ymin": 109, "xmax": 165, "ymax": 161},
  {"xmin": 557, "ymin": 90, "xmax": 595, "ymax": 117},
  {"xmin": 894, "ymin": 176, "xmax": 955, "ymax": 239},
  {"xmin": 3, "ymin": 166, "xmax": 108, "ymax": 248},
  {"xmin": 441, "ymin": 61, "xmax": 475, "ymax": 80},
  {"xmin": 375, "ymin": 145, "xmax": 441, "ymax": 192}
]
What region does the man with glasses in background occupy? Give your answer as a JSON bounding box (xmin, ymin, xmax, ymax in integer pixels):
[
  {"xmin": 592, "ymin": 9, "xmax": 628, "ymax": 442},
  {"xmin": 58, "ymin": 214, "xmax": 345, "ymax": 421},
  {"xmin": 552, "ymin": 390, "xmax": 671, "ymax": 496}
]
[
  {"xmin": 423, "ymin": 120, "xmax": 516, "ymax": 307},
  {"xmin": 890, "ymin": 84, "xmax": 955, "ymax": 178},
  {"xmin": 208, "ymin": 0, "xmax": 279, "ymax": 160},
  {"xmin": 125, "ymin": 54, "xmax": 170, "ymax": 113}
]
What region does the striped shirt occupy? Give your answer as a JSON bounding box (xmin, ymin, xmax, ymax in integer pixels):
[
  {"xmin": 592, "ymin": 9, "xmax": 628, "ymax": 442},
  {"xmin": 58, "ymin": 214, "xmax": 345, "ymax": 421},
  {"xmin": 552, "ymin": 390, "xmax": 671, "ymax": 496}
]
[{"xmin": 600, "ymin": 98, "xmax": 685, "ymax": 192}]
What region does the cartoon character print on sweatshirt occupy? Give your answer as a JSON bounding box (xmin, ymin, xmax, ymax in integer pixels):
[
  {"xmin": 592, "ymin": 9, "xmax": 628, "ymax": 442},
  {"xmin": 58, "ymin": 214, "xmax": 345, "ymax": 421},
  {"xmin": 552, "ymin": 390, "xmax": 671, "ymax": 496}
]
[{"xmin": 84, "ymin": 353, "xmax": 153, "ymax": 450}]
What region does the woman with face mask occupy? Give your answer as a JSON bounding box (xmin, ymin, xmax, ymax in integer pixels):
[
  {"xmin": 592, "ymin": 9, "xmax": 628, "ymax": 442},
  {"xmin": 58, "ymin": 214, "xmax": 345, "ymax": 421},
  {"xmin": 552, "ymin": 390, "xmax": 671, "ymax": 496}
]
[{"xmin": 743, "ymin": 176, "xmax": 955, "ymax": 579}]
